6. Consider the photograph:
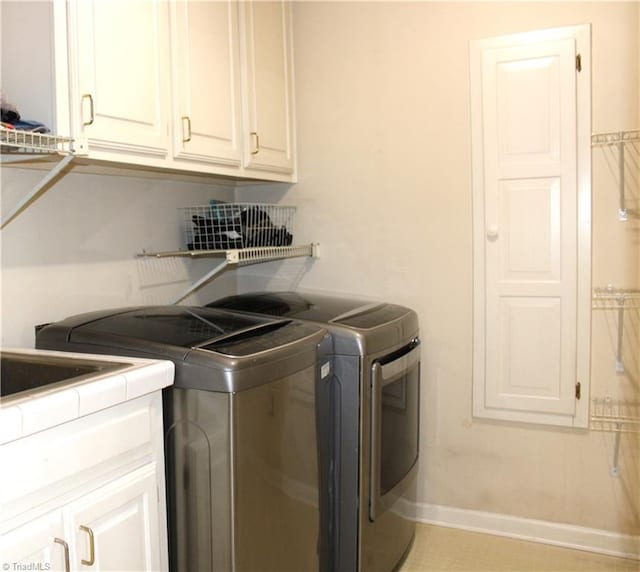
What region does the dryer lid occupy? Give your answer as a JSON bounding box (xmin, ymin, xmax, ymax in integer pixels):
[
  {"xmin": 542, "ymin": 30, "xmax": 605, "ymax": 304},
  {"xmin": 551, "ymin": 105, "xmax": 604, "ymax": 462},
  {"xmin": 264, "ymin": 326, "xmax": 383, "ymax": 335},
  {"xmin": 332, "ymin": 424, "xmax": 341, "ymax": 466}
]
[{"xmin": 209, "ymin": 292, "xmax": 410, "ymax": 330}]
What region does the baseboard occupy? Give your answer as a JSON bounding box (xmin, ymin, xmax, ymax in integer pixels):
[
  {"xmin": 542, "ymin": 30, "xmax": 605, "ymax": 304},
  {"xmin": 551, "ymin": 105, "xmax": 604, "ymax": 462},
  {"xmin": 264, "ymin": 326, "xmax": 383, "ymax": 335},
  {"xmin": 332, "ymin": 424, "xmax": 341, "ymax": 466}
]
[{"xmin": 395, "ymin": 500, "xmax": 640, "ymax": 560}]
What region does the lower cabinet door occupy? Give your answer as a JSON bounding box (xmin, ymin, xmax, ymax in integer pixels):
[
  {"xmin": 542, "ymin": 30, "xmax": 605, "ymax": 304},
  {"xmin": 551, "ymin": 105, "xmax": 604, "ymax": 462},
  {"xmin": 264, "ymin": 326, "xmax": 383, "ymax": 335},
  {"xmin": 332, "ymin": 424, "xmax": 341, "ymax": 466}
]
[
  {"xmin": 0, "ymin": 510, "xmax": 67, "ymax": 572},
  {"xmin": 67, "ymin": 464, "xmax": 162, "ymax": 572}
]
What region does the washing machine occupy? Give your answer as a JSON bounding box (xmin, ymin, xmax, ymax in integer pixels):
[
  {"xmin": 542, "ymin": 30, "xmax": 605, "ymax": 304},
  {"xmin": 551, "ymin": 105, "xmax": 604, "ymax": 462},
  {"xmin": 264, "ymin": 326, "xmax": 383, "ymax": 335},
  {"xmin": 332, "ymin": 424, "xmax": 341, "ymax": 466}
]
[
  {"xmin": 207, "ymin": 292, "xmax": 421, "ymax": 572},
  {"xmin": 36, "ymin": 305, "xmax": 332, "ymax": 572}
]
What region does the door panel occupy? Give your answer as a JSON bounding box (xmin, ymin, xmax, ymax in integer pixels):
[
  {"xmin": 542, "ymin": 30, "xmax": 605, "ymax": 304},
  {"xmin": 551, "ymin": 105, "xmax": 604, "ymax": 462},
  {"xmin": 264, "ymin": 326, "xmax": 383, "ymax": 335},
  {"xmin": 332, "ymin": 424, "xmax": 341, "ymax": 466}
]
[
  {"xmin": 500, "ymin": 178, "xmax": 561, "ymax": 281},
  {"xmin": 487, "ymin": 297, "xmax": 567, "ymax": 412}
]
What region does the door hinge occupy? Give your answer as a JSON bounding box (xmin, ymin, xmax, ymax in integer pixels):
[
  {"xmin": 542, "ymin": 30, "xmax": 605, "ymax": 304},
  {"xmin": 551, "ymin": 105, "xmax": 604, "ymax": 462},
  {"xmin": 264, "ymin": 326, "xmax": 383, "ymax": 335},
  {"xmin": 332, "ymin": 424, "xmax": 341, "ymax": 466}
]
[
  {"xmin": 575, "ymin": 382, "xmax": 581, "ymax": 400},
  {"xmin": 576, "ymin": 54, "xmax": 582, "ymax": 72}
]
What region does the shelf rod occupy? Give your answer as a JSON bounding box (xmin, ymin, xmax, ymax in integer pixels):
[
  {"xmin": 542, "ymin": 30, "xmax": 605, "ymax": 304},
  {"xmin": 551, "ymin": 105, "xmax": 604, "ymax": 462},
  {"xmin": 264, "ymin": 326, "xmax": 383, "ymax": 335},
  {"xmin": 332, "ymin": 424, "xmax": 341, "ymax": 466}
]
[
  {"xmin": 1, "ymin": 154, "xmax": 74, "ymax": 229},
  {"xmin": 615, "ymin": 306, "xmax": 625, "ymax": 374},
  {"xmin": 617, "ymin": 140, "xmax": 627, "ymax": 221},
  {"xmin": 611, "ymin": 428, "xmax": 621, "ymax": 476}
]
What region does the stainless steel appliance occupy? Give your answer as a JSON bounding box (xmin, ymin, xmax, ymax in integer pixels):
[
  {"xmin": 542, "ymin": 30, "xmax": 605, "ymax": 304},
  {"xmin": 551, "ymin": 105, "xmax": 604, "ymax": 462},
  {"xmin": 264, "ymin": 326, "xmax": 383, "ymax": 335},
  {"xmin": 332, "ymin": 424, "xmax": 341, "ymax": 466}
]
[
  {"xmin": 36, "ymin": 306, "xmax": 332, "ymax": 572},
  {"xmin": 208, "ymin": 293, "xmax": 420, "ymax": 572}
]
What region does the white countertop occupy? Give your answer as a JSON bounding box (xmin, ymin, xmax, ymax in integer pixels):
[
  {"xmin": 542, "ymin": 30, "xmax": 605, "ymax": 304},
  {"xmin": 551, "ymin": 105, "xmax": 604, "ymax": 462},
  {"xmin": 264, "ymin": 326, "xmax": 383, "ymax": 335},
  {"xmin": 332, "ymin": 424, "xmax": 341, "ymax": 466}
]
[{"xmin": 0, "ymin": 347, "xmax": 174, "ymax": 444}]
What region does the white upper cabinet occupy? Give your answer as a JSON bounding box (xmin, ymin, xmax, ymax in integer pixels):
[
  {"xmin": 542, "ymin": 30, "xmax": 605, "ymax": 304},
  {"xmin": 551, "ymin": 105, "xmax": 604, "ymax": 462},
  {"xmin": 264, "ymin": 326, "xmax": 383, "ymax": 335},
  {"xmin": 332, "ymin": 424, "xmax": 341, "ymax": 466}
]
[
  {"xmin": 0, "ymin": 0, "xmax": 296, "ymax": 182},
  {"xmin": 170, "ymin": 0, "xmax": 243, "ymax": 168},
  {"xmin": 240, "ymin": 1, "xmax": 296, "ymax": 175},
  {"xmin": 470, "ymin": 25, "xmax": 591, "ymax": 428},
  {"xmin": 69, "ymin": 0, "xmax": 170, "ymax": 161}
]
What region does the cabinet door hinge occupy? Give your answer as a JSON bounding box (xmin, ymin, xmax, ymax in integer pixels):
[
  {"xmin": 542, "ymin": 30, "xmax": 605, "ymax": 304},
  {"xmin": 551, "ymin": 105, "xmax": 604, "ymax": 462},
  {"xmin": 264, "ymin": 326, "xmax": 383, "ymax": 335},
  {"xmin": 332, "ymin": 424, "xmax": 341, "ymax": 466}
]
[
  {"xmin": 575, "ymin": 382, "xmax": 581, "ymax": 400},
  {"xmin": 576, "ymin": 54, "xmax": 582, "ymax": 72}
]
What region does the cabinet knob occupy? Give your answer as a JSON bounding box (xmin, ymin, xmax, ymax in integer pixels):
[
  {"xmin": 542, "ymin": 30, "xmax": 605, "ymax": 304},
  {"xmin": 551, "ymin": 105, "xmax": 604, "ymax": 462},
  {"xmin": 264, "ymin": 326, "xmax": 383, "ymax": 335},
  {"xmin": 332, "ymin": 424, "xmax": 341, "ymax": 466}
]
[{"xmin": 486, "ymin": 225, "xmax": 499, "ymax": 240}]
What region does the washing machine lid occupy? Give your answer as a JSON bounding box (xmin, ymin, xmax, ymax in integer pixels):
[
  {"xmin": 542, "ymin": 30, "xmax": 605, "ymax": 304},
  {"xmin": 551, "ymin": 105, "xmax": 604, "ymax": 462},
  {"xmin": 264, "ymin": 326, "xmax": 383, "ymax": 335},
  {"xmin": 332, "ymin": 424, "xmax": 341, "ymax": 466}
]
[
  {"xmin": 68, "ymin": 306, "xmax": 284, "ymax": 348},
  {"xmin": 68, "ymin": 305, "xmax": 322, "ymax": 356},
  {"xmin": 36, "ymin": 306, "xmax": 329, "ymax": 392}
]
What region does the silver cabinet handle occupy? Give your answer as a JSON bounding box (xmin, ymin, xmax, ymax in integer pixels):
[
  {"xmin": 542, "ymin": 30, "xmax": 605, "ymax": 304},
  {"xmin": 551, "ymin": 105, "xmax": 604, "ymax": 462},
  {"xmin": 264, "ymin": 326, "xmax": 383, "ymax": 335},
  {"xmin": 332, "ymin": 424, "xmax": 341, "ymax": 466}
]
[
  {"xmin": 182, "ymin": 116, "xmax": 192, "ymax": 143},
  {"xmin": 54, "ymin": 537, "xmax": 70, "ymax": 572},
  {"xmin": 250, "ymin": 131, "xmax": 260, "ymax": 155},
  {"xmin": 79, "ymin": 525, "xmax": 96, "ymax": 566},
  {"xmin": 82, "ymin": 94, "xmax": 94, "ymax": 126}
]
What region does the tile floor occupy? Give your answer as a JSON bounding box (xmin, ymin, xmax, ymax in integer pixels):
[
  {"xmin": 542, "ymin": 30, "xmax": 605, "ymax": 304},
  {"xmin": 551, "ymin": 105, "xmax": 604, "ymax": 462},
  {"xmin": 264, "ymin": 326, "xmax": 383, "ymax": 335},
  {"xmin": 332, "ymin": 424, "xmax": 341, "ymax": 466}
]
[{"xmin": 399, "ymin": 524, "xmax": 639, "ymax": 571}]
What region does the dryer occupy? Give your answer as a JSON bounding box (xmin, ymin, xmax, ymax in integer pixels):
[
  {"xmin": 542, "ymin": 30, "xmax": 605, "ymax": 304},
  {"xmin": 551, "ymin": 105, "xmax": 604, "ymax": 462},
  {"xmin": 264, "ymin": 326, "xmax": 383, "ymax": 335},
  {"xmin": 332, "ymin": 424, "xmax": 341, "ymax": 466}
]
[{"xmin": 208, "ymin": 292, "xmax": 420, "ymax": 572}]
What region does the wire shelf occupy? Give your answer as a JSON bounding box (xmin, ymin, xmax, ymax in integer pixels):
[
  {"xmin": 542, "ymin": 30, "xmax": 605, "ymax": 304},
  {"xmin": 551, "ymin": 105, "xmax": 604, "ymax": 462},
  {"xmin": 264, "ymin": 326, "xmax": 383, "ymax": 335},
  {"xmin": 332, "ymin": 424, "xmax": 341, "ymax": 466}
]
[
  {"xmin": 137, "ymin": 243, "xmax": 319, "ymax": 304},
  {"xmin": 591, "ymin": 397, "xmax": 640, "ymax": 434},
  {"xmin": 591, "ymin": 130, "xmax": 640, "ymax": 147},
  {"xmin": 180, "ymin": 203, "xmax": 296, "ymax": 251},
  {"xmin": 138, "ymin": 244, "xmax": 317, "ymax": 263},
  {"xmin": 0, "ymin": 126, "xmax": 73, "ymax": 154},
  {"xmin": 592, "ymin": 286, "xmax": 640, "ymax": 309}
]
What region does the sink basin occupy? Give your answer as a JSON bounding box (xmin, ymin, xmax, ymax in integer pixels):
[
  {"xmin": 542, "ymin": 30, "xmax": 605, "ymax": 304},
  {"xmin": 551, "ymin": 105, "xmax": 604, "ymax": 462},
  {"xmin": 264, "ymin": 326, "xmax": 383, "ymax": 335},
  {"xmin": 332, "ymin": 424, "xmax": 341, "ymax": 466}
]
[{"xmin": 0, "ymin": 351, "xmax": 128, "ymax": 398}]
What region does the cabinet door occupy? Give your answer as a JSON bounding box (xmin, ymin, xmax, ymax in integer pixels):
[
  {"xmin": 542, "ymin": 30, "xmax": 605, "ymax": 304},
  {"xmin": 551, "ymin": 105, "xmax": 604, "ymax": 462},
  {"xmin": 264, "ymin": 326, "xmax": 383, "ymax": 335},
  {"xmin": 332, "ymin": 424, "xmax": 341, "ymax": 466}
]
[
  {"xmin": 171, "ymin": 0, "xmax": 243, "ymax": 167},
  {"xmin": 241, "ymin": 1, "xmax": 295, "ymax": 174},
  {"xmin": 70, "ymin": 0, "xmax": 169, "ymax": 158},
  {"xmin": 470, "ymin": 26, "xmax": 591, "ymax": 427},
  {"xmin": 0, "ymin": 511, "xmax": 67, "ymax": 572},
  {"xmin": 67, "ymin": 464, "xmax": 162, "ymax": 572}
]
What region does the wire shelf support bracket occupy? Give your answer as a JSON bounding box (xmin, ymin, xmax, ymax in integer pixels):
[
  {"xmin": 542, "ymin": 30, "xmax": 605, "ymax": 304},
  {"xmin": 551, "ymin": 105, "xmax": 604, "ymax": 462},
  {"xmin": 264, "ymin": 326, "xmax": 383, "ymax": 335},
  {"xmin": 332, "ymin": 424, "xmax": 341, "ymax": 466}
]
[
  {"xmin": 590, "ymin": 396, "xmax": 640, "ymax": 476},
  {"xmin": 592, "ymin": 286, "xmax": 640, "ymax": 375},
  {"xmin": 0, "ymin": 127, "xmax": 79, "ymax": 230},
  {"xmin": 591, "ymin": 129, "xmax": 640, "ymax": 221},
  {"xmin": 137, "ymin": 243, "xmax": 320, "ymax": 304}
]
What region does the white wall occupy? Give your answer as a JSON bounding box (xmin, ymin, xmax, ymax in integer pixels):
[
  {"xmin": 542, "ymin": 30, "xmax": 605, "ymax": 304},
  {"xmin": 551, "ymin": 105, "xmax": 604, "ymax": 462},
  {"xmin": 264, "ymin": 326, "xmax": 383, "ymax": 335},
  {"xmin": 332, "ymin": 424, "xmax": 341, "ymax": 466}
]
[
  {"xmin": 0, "ymin": 164, "xmax": 238, "ymax": 347},
  {"xmin": 237, "ymin": 1, "xmax": 640, "ymax": 545}
]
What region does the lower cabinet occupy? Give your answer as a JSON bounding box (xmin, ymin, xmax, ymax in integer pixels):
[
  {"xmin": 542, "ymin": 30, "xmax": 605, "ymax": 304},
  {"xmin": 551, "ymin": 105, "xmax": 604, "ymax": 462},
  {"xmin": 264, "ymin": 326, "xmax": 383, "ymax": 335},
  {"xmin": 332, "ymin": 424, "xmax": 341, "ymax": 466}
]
[
  {"xmin": 0, "ymin": 393, "xmax": 169, "ymax": 572},
  {"xmin": 69, "ymin": 465, "xmax": 162, "ymax": 571},
  {"xmin": 1, "ymin": 511, "xmax": 67, "ymax": 571},
  {"xmin": 2, "ymin": 465, "xmax": 159, "ymax": 572}
]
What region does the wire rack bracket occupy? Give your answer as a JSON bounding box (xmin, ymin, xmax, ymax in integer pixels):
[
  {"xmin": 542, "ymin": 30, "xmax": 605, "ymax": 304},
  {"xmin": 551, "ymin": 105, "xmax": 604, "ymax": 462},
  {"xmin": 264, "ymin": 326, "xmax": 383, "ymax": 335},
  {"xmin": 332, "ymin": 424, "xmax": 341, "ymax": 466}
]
[
  {"xmin": 591, "ymin": 129, "xmax": 640, "ymax": 221},
  {"xmin": 0, "ymin": 126, "xmax": 79, "ymax": 229}
]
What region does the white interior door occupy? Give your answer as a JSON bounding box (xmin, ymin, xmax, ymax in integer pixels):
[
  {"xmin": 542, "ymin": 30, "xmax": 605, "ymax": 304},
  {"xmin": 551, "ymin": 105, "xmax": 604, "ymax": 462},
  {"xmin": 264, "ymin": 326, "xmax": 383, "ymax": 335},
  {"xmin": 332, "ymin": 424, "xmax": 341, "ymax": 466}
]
[{"xmin": 471, "ymin": 26, "xmax": 591, "ymax": 427}]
